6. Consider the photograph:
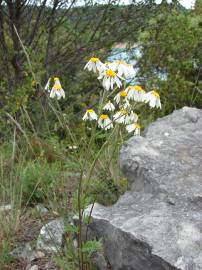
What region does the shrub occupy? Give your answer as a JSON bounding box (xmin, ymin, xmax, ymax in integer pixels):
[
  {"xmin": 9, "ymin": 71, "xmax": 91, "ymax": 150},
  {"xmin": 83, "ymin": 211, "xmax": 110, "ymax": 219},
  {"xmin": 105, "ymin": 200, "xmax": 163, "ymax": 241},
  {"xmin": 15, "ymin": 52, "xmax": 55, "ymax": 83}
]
[{"xmin": 16, "ymin": 160, "xmax": 62, "ymax": 204}]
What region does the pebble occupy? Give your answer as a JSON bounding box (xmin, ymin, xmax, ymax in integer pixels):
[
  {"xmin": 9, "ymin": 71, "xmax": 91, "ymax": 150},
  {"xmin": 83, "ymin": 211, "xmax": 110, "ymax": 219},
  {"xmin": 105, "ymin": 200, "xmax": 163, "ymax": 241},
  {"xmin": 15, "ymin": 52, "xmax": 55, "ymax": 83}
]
[
  {"xmin": 35, "ymin": 250, "xmax": 45, "ymax": 259},
  {"xmin": 28, "ymin": 265, "xmax": 38, "ymax": 270},
  {"xmin": 0, "ymin": 204, "xmax": 12, "ymax": 212},
  {"xmin": 35, "ymin": 204, "xmax": 49, "ymax": 214}
]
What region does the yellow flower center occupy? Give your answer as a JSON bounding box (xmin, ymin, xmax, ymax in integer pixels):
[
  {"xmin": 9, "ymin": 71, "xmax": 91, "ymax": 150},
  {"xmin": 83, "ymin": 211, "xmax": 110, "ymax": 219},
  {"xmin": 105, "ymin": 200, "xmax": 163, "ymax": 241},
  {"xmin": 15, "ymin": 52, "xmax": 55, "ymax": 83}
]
[
  {"xmin": 90, "ymin": 57, "xmax": 99, "ymax": 63},
  {"xmin": 87, "ymin": 109, "xmax": 94, "ymax": 113},
  {"xmin": 54, "ymin": 77, "xmax": 59, "ymax": 81},
  {"xmin": 100, "ymin": 114, "xmax": 109, "ymax": 120},
  {"xmin": 32, "ymin": 80, "xmax": 37, "ymax": 87},
  {"xmin": 116, "ymin": 60, "xmax": 125, "ymax": 65},
  {"xmin": 134, "ymin": 85, "xmax": 143, "ymax": 91},
  {"xmin": 120, "ymin": 109, "xmax": 127, "ymax": 115},
  {"xmin": 120, "ymin": 90, "xmax": 127, "ymax": 97},
  {"xmin": 106, "ymin": 69, "xmax": 116, "ymax": 77},
  {"xmin": 135, "ymin": 123, "xmax": 141, "ymax": 129},
  {"xmin": 152, "ymin": 90, "xmax": 160, "ymax": 97},
  {"xmin": 53, "ymin": 83, "xmax": 62, "ymax": 91},
  {"xmin": 127, "ymin": 86, "xmax": 133, "ymax": 90}
]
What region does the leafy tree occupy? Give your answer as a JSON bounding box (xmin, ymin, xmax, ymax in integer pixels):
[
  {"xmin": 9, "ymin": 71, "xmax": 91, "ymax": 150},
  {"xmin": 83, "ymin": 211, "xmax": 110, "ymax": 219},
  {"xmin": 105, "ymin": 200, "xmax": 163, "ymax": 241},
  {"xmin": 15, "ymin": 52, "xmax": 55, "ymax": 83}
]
[
  {"xmin": 137, "ymin": 3, "xmax": 202, "ymax": 113},
  {"xmin": 0, "ymin": 0, "xmax": 159, "ymax": 137}
]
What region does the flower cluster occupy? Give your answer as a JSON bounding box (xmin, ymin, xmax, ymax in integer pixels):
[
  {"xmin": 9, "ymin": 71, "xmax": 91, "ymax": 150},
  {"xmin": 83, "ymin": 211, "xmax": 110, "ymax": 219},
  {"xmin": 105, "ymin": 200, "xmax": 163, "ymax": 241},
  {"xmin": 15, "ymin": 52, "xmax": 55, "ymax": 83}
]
[
  {"xmin": 44, "ymin": 57, "xmax": 161, "ymax": 136},
  {"xmin": 82, "ymin": 57, "xmax": 162, "ymax": 135}
]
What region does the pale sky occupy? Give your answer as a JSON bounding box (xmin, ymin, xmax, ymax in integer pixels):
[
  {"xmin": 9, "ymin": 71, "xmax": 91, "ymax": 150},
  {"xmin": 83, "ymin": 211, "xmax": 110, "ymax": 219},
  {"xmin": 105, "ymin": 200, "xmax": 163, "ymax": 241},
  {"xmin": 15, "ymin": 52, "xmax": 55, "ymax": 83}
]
[
  {"xmin": 75, "ymin": 0, "xmax": 196, "ymax": 9},
  {"xmin": 86, "ymin": 0, "xmax": 196, "ymax": 9},
  {"xmin": 120, "ymin": 0, "xmax": 195, "ymax": 8}
]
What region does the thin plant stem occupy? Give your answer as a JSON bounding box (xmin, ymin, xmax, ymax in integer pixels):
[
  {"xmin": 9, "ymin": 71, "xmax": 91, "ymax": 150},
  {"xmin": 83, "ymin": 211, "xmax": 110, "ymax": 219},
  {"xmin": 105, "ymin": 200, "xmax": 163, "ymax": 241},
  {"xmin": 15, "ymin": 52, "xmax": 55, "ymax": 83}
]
[
  {"xmin": 85, "ymin": 201, "xmax": 95, "ymax": 242},
  {"xmin": 13, "ymin": 25, "xmax": 36, "ymax": 82},
  {"xmin": 85, "ymin": 125, "xmax": 118, "ymax": 184},
  {"xmin": 22, "ymin": 106, "xmax": 38, "ymax": 135},
  {"xmin": 5, "ymin": 112, "xmax": 34, "ymax": 153}
]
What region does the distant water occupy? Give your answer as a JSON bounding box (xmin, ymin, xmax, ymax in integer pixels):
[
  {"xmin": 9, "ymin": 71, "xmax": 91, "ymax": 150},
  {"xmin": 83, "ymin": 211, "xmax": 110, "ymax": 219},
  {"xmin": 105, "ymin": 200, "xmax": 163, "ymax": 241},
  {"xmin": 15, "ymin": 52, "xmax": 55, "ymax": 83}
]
[
  {"xmin": 108, "ymin": 47, "xmax": 167, "ymax": 83},
  {"xmin": 107, "ymin": 47, "xmax": 140, "ymax": 63},
  {"xmin": 107, "ymin": 47, "xmax": 140, "ymax": 83}
]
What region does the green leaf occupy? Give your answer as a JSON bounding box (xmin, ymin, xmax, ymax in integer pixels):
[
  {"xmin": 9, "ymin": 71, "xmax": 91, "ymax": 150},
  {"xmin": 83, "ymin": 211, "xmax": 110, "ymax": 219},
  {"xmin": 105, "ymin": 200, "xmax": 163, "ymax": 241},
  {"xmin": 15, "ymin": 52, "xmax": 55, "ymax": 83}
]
[
  {"xmin": 81, "ymin": 240, "xmax": 102, "ymax": 255},
  {"xmin": 65, "ymin": 224, "xmax": 79, "ymax": 233},
  {"xmin": 83, "ymin": 214, "xmax": 92, "ymax": 225}
]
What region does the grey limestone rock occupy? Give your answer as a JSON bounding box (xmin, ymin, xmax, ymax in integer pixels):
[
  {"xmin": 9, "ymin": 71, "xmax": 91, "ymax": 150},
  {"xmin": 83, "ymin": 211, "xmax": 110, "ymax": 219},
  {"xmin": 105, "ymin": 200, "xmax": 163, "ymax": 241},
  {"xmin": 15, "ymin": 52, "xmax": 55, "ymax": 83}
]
[
  {"xmin": 37, "ymin": 218, "xmax": 65, "ymax": 253},
  {"xmin": 10, "ymin": 243, "xmax": 36, "ymax": 263},
  {"xmin": 28, "ymin": 265, "xmax": 39, "ymax": 270},
  {"xmin": 86, "ymin": 107, "xmax": 202, "ymax": 270},
  {"xmin": 35, "ymin": 204, "xmax": 49, "ymax": 215},
  {"xmin": 91, "ymin": 252, "xmax": 109, "ymax": 270}
]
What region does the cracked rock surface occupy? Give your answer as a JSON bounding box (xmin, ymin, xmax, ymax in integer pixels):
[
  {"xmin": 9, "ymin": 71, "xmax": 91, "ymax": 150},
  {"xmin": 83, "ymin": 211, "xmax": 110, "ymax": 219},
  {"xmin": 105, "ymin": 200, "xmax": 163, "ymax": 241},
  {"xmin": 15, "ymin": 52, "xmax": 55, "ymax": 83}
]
[
  {"xmin": 86, "ymin": 107, "xmax": 202, "ymax": 270},
  {"xmin": 37, "ymin": 218, "xmax": 65, "ymax": 253}
]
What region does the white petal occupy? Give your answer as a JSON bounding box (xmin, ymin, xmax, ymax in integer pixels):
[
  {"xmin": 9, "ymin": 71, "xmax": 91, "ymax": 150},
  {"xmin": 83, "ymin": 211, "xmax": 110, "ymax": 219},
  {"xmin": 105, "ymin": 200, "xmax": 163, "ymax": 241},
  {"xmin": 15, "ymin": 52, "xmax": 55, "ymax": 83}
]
[
  {"xmin": 60, "ymin": 89, "xmax": 65, "ymax": 99},
  {"xmin": 82, "ymin": 113, "xmax": 88, "ymax": 121},
  {"xmin": 115, "ymin": 77, "xmax": 122, "ymax": 88},
  {"xmin": 126, "ymin": 124, "xmax": 135, "ymax": 133},
  {"xmin": 98, "ymin": 73, "xmax": 104, "ymax": 80},
  {"xmin": 50, "ymin": 89, "xmax": 55, "ymax": 98},
  {"xmin": 105, "ymin": 78, "xmax": 110, "ymax": 91},
  {"xmin": 149, "ymin": 96, "xmax": 156, "ymax": 108},
  {"xmin": 45, "ymin": 78, "xmax": 51, "ymax": 92},
  {"xmin": 134, "ymin": 128, "xmax": 140, "ymax": 136},
  {"xmin": 84, "ymin": 63, "xmax": 88, "ymax": 70},
  {"xmin": 91, "ymin": 112, "xmax": 98, "ymax": 120},
  {"xmin": 156, "ymin": 98, "xmax": 162, "ymax": 109},
  {"xmin": 110, "ymin": 78, "xmax": 114, "ymax": 90}
]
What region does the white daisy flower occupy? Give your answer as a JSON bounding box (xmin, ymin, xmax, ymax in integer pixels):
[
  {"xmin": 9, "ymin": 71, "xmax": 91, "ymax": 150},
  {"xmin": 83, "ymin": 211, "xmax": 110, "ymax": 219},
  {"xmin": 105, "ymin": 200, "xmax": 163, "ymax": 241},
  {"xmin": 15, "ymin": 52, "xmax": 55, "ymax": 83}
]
[
  {"xmin": 143, "ymin": 90, "xmax": 161, "ymax": 109},
  {"xmin": 84, "ymin": 57, "xmax": 105, "ymax": 73},
  {"xmin": 82, "ymin": 109, "xmax": 98, "ymax": 121},
  {"xmin": 122, "ymin": 99, "xmax": 131, "ymax": 109},
  {"xmin": 126, "ymin": 123, "xmax": 141, "ymax": 135},
  {"xmin": 50, "ymin": 77, "xmax": 65, "ymax": 100},
  {"xmin": 113, "ymin": 109, "xmax": 129, "ymax": 124},
  {"xmin": 125, "ymin": 111, "xmax": 138, "ymax": 124},
  {"xmin": 103, "ymin": 100, "xmax": 115, "ymax": 112},
  {"xmin": 114, "ymin": 90, "xmax": 128, "ymax": 104},
  {"xmin": 98, "ymin": 114, "xmax": 113, "ymax": 130},
  {"xmin": 125, "ymin": 63, "xmax": 136, "ymax": 78},
  {"xmin": 117, "ymin": 61, "xmax": 135, "ymax": 79},
  {"xmin": 105, "ymin": 62, "xmax": 115, "ymax": 70},
  {"xmin": 44, "ymin": 78, "xmax": 51, "ymax": 92},
  {"xmin": 98, "ymin": 69, "xmax": 123, "ymax": 91},
  {"xmin": 114, "ymin": 60, "xmax": 126, "ymax": 76},
  {"xmin": 112, "ymin": 60, "xmax": 135, "ymax": 79},
  {"xmin": 126, "ymin": 85, "xmax": 145, "ymax": 102}
]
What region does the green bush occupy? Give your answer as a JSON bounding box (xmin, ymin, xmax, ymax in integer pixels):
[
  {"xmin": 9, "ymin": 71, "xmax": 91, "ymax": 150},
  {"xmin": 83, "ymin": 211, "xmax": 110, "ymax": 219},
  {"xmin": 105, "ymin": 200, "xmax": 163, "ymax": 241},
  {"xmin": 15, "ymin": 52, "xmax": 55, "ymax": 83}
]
[
  {"xmin": 16, "ymin": 160, "xmax": 62, "ymax": 204},
  {"xmin": 0, "ymin": 239, "xmax": 12, "ymax": 266},
  {"xmin": 86, "ymin": 169, "xmax": 127, "ymax": 206},
  {"xmin": 137, "ymin": 6, "xmax": 202, "ymax": 114}
]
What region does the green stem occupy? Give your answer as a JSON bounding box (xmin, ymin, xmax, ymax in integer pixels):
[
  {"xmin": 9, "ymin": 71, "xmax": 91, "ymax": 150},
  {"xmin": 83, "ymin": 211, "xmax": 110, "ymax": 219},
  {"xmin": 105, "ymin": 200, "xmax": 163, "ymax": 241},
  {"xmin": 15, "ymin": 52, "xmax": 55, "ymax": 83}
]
[
  {"xmin": 107, "ymin": 125, "xmax": 120, "ymax": 169},
  {"xmin": 77, "ymin": 170, "xmax": 84, "ymax": 270},
  {"xmin": 85, "ymin": 125, "xmax": 118, "ymax": 186}
]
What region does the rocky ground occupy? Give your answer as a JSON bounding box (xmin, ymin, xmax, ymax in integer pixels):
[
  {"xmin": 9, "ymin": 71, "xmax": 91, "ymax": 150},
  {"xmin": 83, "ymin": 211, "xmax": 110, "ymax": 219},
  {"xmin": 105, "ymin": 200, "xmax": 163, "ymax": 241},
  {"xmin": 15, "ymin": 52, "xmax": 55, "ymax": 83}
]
[
  {"xmin": 2, "ymin": 107, "xmax": 202, "ymax": 270},
  {"xmin": 2, "ymin": 206, "xmax": 61, "ymax": 270}
]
